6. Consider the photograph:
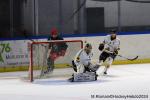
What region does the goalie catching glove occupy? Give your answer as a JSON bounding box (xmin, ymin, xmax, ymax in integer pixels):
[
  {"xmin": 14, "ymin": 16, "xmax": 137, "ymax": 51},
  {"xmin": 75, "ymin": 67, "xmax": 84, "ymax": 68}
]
[{"xmin": 98, "ymin": 43, "xmax": 104, "ymax": 51}]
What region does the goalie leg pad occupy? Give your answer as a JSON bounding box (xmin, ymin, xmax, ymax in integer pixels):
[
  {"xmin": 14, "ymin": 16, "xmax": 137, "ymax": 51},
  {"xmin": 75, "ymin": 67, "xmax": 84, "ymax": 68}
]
[
  {"xmin": 72, "ymin": 60, "xmax": 77, "ymax": 72},
  {"xmin": 73, "ymin": 72, "xmax": 97, "ymax": 82}
]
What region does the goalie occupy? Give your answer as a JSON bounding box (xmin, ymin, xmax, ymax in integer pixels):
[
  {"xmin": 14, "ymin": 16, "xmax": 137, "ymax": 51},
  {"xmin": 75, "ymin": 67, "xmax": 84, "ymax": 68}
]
[
  {"xmin": 69, "ymin": 43, "xmax": 100, "ymax": 82},
  {"xmin": 98, "ymin": 29, "xmax": 120, "ymax": 75}
]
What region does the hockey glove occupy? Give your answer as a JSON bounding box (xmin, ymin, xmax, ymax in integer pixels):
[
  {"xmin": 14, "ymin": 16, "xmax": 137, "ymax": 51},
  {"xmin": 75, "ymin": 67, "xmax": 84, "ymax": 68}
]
[{"xmin": 98, "ymin": 43, "xmax": 104, "ymax": 51}]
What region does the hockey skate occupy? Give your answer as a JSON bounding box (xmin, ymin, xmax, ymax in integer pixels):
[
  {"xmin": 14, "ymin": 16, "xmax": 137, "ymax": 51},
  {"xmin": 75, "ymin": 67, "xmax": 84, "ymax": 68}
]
[
  {"xmin": 40, "ymin": 67, "xmax": 53, "ymax": 77},
  {"xmin": 44, "ymin": 66, "xmax": 54, "ymax": 74}
]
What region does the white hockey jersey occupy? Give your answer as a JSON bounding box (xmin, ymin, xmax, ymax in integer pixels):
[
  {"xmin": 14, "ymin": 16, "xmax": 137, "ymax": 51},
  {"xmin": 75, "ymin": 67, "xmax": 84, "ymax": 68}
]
[
  {"xmin": 74, "ymin": 49, "xmax": 93, "ymax": 67},
  {"xmin": 103, "ymin": 35, "xmax": 120, "ymax": 52}
]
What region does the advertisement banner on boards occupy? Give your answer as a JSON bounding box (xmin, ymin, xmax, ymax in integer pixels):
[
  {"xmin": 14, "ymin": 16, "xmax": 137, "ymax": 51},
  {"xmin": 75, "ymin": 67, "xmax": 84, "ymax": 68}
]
[{"xmin": 0, "ymin": 39, "xmax": 46, "ymax": 67}]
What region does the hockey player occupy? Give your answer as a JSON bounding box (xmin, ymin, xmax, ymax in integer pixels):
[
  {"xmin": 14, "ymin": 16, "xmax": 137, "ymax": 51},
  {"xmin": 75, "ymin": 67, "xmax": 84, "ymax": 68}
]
[
  {"xmin": 98, "ymin": 29, "xmax": 120, "ymax": 75},
  {"xmin": 70, "ymin": 43, "xmax": 100, "ymax": 82},
  {"xmin": 44, "ymin": 28, "xmax": 68, "ymax": 74}
]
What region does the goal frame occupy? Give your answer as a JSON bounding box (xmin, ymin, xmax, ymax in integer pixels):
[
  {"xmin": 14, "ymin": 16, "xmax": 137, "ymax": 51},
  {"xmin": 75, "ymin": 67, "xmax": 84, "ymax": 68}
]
[{"xmin": 29, "ymin": 40, "xmax": 83, "ymax": 82}]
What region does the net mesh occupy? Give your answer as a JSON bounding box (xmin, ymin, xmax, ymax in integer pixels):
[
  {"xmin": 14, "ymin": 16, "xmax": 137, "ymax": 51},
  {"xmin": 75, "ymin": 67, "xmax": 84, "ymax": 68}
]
[{"xmin": 29, "ymin": 40, "xmax": 83, "ymax": 81}]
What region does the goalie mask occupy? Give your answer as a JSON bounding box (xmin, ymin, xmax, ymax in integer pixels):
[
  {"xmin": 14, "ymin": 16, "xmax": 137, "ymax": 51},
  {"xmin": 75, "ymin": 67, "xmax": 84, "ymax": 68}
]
[{"xmin": 84, "ymin": 43, "xmax": 92, "ymax": 54}]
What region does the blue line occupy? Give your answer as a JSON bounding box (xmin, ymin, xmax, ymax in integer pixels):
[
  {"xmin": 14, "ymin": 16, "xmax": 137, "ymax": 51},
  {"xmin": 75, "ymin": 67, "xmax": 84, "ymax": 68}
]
[{"xmin": 0, "ymin": 31, "xmax": 150, "ymax": 41}]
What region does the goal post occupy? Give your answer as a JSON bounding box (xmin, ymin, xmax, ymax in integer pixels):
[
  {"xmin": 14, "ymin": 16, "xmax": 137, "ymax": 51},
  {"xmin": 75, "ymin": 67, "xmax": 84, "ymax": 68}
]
[{"xmin": 29, "ymin": 40, "xmax": 83, "ymax": 82}]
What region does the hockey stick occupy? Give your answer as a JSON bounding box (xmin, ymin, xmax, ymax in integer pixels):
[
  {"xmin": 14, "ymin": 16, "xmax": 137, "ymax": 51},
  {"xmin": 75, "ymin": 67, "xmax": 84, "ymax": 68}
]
[
  {"xmin": 103, "ymin": 50, "xmax": 138, "ymax": 61},
  {"xmin": 117, "ymin": 55, "xmax": 138, "ymax": 61},
  {"xmin": 104, "ymin": 43, "xmax": 138, "ymax": 61}
]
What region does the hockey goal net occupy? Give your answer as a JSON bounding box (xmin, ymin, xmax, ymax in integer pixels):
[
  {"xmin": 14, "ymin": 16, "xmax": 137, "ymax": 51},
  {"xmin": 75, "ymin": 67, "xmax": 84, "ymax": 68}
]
[{"xmin": 29, "ymin": 40, "xmax": 83, "ymax": 82}]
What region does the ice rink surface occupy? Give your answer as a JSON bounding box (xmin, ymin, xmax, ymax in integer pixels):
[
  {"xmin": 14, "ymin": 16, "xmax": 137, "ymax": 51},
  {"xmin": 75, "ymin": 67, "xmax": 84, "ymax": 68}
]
[{"xmin": 0, "ymin": 64, "xmax": 150, "ymax": 100}]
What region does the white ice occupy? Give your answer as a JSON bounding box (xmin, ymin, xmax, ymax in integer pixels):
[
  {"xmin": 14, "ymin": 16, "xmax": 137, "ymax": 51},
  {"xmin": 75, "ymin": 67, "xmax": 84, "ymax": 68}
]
[{"xmin": 0, "ymin": 64, "xmax": 150, "ymax": 100}]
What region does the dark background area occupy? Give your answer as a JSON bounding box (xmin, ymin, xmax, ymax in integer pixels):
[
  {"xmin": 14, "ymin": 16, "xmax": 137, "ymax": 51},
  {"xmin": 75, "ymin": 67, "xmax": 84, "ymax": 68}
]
[{"xmin": 0, "ymin": 0, "xmax": 150, "ymax": 38}]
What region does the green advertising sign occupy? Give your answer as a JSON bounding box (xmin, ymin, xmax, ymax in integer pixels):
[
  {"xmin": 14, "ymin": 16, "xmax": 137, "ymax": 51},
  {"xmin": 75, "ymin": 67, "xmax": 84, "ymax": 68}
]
[{"xmin": 0, "ymin": 43, "xmax": 11, "ymax": 63}]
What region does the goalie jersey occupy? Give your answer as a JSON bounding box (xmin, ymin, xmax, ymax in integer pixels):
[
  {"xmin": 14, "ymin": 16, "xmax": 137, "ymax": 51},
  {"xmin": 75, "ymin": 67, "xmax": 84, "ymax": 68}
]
[{"xmin": 73, "ymin": 49, "xmax": 93, "ymax": 67}]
